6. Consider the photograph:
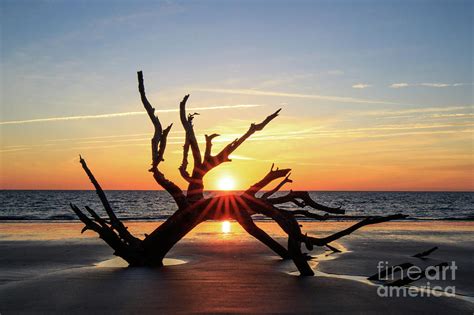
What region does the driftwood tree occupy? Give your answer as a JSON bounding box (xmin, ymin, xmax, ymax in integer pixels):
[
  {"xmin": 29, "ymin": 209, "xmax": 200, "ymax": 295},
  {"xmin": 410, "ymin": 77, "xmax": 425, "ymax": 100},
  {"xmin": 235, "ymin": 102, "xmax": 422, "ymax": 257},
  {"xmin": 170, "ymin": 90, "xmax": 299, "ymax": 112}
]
[{"xmin": 71, "ymin": 71, "xmax": 406, "ymax": 276}]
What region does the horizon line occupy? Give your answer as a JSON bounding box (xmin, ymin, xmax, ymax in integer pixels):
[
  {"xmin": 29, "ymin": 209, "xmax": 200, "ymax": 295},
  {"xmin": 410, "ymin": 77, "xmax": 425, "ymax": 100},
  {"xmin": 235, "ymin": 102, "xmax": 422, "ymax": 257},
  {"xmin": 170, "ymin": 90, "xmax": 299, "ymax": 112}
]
[{"xmin": 1, "ymin": 189, "xmax": 473, "ymax": 193}]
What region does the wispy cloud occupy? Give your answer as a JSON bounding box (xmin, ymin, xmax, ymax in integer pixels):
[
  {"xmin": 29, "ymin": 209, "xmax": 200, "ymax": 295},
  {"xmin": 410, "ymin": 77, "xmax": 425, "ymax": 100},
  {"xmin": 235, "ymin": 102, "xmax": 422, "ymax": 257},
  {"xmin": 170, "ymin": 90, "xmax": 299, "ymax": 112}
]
[
  {"xmin": 344, "ymin": 129, "xmax": 473, "ymax": 139},
  {"xmin": 0, "ymin": 148, "xmax": 30, "ymax": 153},
  {"xmin": 420, "ymin": 83, "xmax": 470, "ymax": 88},
  {"xmin": 316, "ymin": 122, "xmax": 473, "ymax": 133},
  {"xmin": 390, "ymin": 82, "xmax": 472, "ymax": 88},
  {"xmin": 6, "ymin": 121, "xmax": 472, "ymax": 154},
  {"xmin": 228, "ymin": 154, "xmax": 255, "ymax": 161},
  {"xmin": 431, "ymin": 113, "xmax": 474, "ymax": 119},
  {"xmin": 44, "ymin": 131, "xmax": 186, "ymax": 143},
  {"xmin": 389, "ymin": 83, "xmax": 410, "ymax": 88},
  {"xmin": 1, "ymin": 111, "xmax": 146, "ymax": 126},
  {"xmin": 352, "ymin": 83, "xmax": 372, "ymax": 89},
  {"xmin": 0, "ymin": 104, "xmax": 263, "ymax": 126},
  {"xmin": 46, "ymin": 133, "xmax": 154, "ymax": 142},
  {"xmin": 363, "ymin": 106, "xmax": 469, "ymax": 116},
  {"xmin": 194, "ymin": 88, "xmax": 399, "ymax": 105}
]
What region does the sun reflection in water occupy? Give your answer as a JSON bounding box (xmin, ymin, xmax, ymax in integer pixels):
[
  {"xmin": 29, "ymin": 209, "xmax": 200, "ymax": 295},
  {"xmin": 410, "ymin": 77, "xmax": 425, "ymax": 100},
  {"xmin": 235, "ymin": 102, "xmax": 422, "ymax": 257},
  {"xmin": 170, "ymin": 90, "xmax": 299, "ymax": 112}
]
[{"xmin": 222, "ymin": 220, "xmax": 231, "ymax": 233}]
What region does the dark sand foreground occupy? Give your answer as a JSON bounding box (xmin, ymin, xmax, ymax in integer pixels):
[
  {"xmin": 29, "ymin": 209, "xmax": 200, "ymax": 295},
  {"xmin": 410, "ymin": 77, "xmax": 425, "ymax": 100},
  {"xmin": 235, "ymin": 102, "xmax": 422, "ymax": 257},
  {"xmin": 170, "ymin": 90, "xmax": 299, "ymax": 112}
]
[{"xmin": 0, "ymin": 221, "xmax": 473, "ymax": 314}]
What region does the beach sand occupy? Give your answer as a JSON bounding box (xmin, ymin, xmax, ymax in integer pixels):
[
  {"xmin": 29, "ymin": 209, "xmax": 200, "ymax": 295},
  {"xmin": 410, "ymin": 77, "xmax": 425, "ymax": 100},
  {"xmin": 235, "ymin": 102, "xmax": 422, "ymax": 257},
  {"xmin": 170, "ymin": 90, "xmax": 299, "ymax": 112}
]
[{"xmin": 0, "ymin": 221, "xmax": 473, "ymax": 314}]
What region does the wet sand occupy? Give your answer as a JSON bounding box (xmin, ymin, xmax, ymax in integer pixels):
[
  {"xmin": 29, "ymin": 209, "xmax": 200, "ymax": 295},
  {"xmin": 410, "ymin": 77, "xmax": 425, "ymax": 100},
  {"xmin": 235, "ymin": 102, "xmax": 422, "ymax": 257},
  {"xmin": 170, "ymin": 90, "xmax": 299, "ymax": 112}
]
[{"xmin": 0, "ymin": 221, "xmax": 473, "ymax": 314}]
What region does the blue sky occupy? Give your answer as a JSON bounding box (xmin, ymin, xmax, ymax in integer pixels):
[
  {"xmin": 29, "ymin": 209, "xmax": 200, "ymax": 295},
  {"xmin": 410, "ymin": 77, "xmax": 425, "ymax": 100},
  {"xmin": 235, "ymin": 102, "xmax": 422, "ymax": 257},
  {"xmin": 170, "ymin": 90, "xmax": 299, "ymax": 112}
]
[{"xmin": 1, "ymin": 0, "xmax": 473, "ymax": 190}]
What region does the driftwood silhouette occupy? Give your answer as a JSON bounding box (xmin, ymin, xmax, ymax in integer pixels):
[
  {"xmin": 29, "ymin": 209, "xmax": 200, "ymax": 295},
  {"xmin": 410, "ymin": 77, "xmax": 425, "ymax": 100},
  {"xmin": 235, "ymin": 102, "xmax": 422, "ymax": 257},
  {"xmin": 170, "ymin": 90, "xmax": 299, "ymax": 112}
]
[
  {"xmin": 412, "ymin": 246, "xmax": 438, "ymax": 259},
  {"xmin": 70, "ymin": 71, "xmax": 406, "ymax": 276}
]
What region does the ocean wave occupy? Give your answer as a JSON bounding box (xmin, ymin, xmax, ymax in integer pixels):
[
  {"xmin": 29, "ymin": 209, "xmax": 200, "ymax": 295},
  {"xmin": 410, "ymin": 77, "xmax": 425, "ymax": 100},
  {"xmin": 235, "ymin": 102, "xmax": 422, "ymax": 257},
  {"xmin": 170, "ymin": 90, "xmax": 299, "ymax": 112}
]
[
  {"xmin": 1, "ymin": 215, "xmax": 473, "ymax": 222},
  {"xmin": 1, "ymin": 190, "xmax": 473, "ymax": 222}
]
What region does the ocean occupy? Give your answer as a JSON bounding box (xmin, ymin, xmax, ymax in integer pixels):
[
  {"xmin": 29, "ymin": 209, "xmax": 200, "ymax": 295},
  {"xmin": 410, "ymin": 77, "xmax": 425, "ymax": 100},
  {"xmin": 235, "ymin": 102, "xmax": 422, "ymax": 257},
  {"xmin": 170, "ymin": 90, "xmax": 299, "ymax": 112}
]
[{"xmin": 0, "ymin": 190, "xmax": 473, "ymax": 221}]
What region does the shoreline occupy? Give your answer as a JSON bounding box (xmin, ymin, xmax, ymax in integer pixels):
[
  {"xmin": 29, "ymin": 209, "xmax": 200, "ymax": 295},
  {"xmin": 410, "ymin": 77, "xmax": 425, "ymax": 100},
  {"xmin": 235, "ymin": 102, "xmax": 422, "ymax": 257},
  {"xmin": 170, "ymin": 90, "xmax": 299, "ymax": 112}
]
[
  {"xmin": 2, "ymin": 189, "xmax": 474, "ymax": 192},
  {"xmin": 1, "ymin": 220, "xmax": 473, "ymax": 241},
  {"xmin": 1, "ymin": 217, "xmax": 474, "ymax": 221}
]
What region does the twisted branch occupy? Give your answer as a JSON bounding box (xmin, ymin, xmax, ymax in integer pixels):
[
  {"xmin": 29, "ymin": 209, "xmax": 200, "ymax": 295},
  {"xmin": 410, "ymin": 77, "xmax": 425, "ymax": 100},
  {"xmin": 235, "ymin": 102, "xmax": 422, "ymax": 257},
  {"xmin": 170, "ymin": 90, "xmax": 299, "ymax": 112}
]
[
  {"xmin": 137, "ymin": 71, "xmax": 187, "ymax": 208},
  {"xmin": 267, "ymin": 190, "xmax": 345, "ymax": 214},
  {"xmin": 78, "ymin": 156, "xmax": 139, "ymax": 246},
  {"xmin": 204, "ymin": 133, "xmax": 219, "ymax": 161},
  {"xmin": 202, "ymin": 109, "xmax": 281, "ymax": 172},
  {"xmin": 304, "ymin": 214, "xmax": 407, "ymax": 246},
  {"xmin": 261, "ymin": 173, "xmax": 292, "ymax": 199},
  {"xmin": 245, "ymin": 163, "xmax": 291, "ymax": 196},
  {"xmin": 179, "ymin": 95, "xmax": 202, "ymax": 169}
]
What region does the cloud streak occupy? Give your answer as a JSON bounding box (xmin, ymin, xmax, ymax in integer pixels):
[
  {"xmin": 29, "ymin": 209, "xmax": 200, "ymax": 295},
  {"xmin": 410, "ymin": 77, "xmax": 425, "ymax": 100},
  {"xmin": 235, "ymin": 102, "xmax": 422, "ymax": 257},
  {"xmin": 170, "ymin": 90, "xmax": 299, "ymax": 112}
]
[
  {"xmin": 431, "ymin": 113, "xmax": 474, "ymax": 119},
  {"xmin": 363, "ymin": 106, "xmax": 469, "ymax": 116},
  {"xmin": 46, "ymin": 131, "xmax": 184, "ymax": 143},
  {"xmin": 5, "ymin": 121, "xmax": 472, "ymax": 154},
  {"xmin": 194, "ymin": 88, "xmax": 399, "ymax": 105},
  {"xmin": 390, "ymin": 82, "xmax": 472, "ymax": 88},
  {"xmin": 0, "ymin": 104, "xmax": 263, "ymax": 126},
  {"xmin": 352, "ymin": 83, "xmax": 372, "ymax": 89}
]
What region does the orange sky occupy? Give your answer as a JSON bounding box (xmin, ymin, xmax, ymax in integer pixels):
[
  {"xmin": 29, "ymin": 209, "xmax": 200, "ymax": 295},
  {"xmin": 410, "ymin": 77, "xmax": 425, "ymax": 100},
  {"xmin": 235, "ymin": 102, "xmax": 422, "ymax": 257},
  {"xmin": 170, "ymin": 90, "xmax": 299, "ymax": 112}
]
[
  {"xmin": 1, "ymin": 100, "xmax": 473, "ymax": 191},
  {"xmin": 1, "ymin": 1, "xmax": 473, "ymax": 191}
]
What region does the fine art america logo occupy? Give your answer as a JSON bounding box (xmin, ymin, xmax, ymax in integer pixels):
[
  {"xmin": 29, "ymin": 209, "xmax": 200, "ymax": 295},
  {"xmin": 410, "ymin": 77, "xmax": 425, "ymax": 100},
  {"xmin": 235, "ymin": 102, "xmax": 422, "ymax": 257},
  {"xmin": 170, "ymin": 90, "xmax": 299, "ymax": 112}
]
[{"xmin": 373, "ymin": 261, "xmax": 457, "ymax": 297}]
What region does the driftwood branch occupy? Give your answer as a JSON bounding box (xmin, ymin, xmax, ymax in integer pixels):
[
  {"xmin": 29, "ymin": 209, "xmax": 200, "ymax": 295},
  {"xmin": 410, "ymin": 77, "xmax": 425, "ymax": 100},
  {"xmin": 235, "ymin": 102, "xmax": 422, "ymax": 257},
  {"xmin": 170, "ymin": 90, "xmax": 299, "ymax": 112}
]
[
  {"xmin": 204, "ymin": 133, "xmax": 219, "ymax": 161},
  {"xmin": 177, "ymin": 95, "xmax": 209, "ymax": 200},
  {"xmin": 267, "ymin": 191, "xmax": 346, "ymax": 215},
  {"xmin": 412, "ymin": 246, "xmax": 438, "ymax": 258},
  {"xmin": 78, "ymin": 156, "xmax": 139, "ymax": 246},
  {"xmin": 70, "ymin": 203, "xmax": 143, "ymax": 265},
  {"xmin": 138, "ymin": 71, "xmax": 162, "ymax": 169},
  {"xmin": 288, "ymin": 209, "xmax": 328, "ymax": 220},
  {"xmin": 137, "ymin": 71, "xmax": 187, "ymax": 208},
  {"xmin": 179, "ymin": 95, "xmax": 202, "ymax": 168},
  {"xmin": 84, "ymin": 206, "xmax": 110, "ymax": 229},
  {"xmin": 305, "ymin": 214, "xmax": 407, "ymax": 246},
  {"xmin": 261, "ymin": 173, "xmax": 292, "ymax": 199},
  {"xmin": 202, "ymin": 109, "xmax": 281, "ymax": 172},
  {"xmin": 245, "ymin": 163, "xmax": 291, "ymax": 196},
  {"xmin": 179, "ymin": 135, "xmax": 192, "ymax": 183},
  {"xmin": 235, "ymin": 209, "xmax": 290, "ymax": 259},
  {"xmin": 325, "ymin": 243, "xmax": 341, "ymax": 253}
]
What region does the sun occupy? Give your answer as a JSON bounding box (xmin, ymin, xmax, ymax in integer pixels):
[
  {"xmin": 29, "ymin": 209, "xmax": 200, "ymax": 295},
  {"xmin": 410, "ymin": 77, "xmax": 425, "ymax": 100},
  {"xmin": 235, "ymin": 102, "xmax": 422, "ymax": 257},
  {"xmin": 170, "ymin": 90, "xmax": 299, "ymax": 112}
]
[{"xmin": 217, "ymin": 176, "xmax": 236, "ymax": 191}]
